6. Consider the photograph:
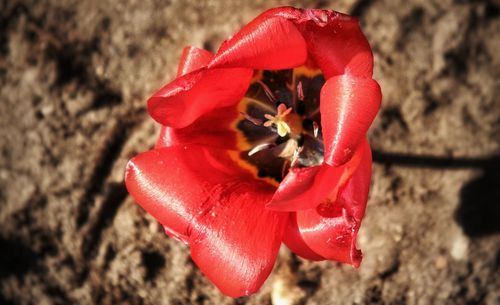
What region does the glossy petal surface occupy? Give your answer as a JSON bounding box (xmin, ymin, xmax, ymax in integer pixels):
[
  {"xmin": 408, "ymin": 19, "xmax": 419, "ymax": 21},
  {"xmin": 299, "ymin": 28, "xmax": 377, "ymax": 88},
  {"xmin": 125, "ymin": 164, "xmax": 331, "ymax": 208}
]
[
  {"xmin": 320, "ymin": 75, "xmax": 381, "ymax": 166},
  {"xmin": 297, "ymin": 141, "xmax": 372, "ymax": 267},
  {"xmin": 283, "ymin": 213, "xmax": 325, "ymax": 261},
  {"xmin": 268, "ymin": 166, "xmax": 321, "ymax": 210},
  {"xmin": 155, "ymin": 126, "xmax": 176, "ymax": 148},
  {"xmin": 298, "ymin": 18, "xmax": 373, "ymax": 78},
  {"xmin": 210, "ymin": 16, "xmax": 307, "ymax": 70},
  {"xmin": 148, "ymin": 67, "xmax": 252, "ymax": 128},
  {"xmin": 176, "ymin": 46, "xmax": 213, "ymax": 77},
  {"xmin": 190, "ymin": 182, "xmax": 287, "ymax": 297},
  {"xmin": 124, "ymin": 146, "xmax": 286, "ymax": 297}
]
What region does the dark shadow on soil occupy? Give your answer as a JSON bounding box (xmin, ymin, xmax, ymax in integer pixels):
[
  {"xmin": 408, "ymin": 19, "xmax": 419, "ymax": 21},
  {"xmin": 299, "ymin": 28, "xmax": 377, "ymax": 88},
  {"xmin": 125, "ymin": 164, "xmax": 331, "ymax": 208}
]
[
  {"xmin": 455, "ymin": 156, "xmax": 500, "ymax": 237},
  {"xmin": 373, "ymin": 151, "xmax": 500, "ymax": 237},
  {"xmin": 0, "ymin": 236, "xmax": 39, "ymax": 279},
  {"xmin": 141, "ymin": 250, "xmax": 166, "ymax": 281},
  {"xmin": 80, "ymin": 182, "xmax": 129, "ymax": 259},
  {"xmin": 0, "ymin": 294, "xmax": 16, "ymax": 305},
  {"xmin": 371, "ymin": 150, "xmax": 495, "ymax": 169}
]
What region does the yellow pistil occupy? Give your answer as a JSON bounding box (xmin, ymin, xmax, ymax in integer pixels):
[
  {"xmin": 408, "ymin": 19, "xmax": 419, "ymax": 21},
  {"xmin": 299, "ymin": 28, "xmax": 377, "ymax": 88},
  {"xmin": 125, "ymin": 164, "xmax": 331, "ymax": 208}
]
[
  {"xmin": 264, "ymin": 104, "xmax": 293, "ymax": 137},
  {"xmin": 276, "ymin": 121, "xmax": 291, "ymax": 137}
]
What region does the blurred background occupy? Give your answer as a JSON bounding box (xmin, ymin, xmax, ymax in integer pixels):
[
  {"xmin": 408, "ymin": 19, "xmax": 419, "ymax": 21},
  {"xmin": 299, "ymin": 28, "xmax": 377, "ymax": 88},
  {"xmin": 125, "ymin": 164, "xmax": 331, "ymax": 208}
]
[{"xmin": 0, "ymin": 0, "xmax": 499, "ymax": 304}]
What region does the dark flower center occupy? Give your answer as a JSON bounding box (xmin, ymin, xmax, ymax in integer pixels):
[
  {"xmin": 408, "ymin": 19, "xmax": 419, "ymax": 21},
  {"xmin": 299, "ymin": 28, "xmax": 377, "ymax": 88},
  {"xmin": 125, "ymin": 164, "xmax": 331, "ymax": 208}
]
[{"xmin": 235, "ymin": 67, "xmax": 326, "ymax": 183}]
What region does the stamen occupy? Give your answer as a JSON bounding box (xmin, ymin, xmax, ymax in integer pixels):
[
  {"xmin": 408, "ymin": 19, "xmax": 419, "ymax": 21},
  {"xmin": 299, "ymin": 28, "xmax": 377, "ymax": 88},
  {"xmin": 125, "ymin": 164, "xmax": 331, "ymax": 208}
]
[
  {"xmin": 313, "ymin": 121, "xmax": 319, "ymax": 137},
  {"xmin": 257, "ymin": 80, "xmax": 277, "ymax": 103},
  {"xmin": 248, "ymin": 143, "xmax": 275, "ymax": 156},
  {"xmin": 240, "ymin": 112, "xmax": 263, "ymax": 126},
  {"xmin": 276, "ymin": 139, "xmax": 299, "ymax": 159},
  {"xmin": 290, "ymin": 146, "xmax": 304, "ymax": 167},
  {"xmin": 297, "ymin": 81, "xmax": 304, "ymax": 101},
  {"xmin": 263, "ymin": 115, "xmax": 275, "ymax": 127}
]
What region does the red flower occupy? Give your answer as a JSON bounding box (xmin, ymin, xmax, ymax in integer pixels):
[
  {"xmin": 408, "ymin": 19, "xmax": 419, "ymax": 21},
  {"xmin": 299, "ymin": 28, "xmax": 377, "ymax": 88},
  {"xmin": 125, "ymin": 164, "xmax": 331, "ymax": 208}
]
[{"xmin": 125, "ymin": 6, "xmax": 381, "ymax": 297}]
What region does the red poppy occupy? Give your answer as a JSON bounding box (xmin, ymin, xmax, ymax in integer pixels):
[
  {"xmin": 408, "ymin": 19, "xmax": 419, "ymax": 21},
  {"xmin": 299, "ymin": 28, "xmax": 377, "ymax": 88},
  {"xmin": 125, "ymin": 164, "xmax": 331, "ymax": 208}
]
[{"xmin": 125, "ymin": 6, "xmax": 381, "ymax": 297}]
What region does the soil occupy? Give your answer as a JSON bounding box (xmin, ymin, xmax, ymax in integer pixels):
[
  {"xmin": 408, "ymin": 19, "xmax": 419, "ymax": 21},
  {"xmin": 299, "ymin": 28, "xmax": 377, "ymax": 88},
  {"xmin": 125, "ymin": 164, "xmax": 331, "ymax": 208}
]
[{"xmin": 1, "ymin": 0, "xmax": 499, "ymax": 304}]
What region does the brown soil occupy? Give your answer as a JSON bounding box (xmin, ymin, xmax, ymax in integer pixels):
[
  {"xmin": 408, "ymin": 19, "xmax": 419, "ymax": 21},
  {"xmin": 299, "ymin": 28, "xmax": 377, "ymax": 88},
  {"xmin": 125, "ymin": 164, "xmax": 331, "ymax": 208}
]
[{"xmin": 1, "ymin": 0, "xmax": 499, "ymax": 304}]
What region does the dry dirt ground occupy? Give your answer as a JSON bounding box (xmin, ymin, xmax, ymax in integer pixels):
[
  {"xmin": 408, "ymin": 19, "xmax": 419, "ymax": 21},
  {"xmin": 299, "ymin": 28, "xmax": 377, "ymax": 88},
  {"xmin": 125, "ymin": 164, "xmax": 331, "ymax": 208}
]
[{"xmin": 1, "ymin": 0, "xmax": 499, "ymax": 304}]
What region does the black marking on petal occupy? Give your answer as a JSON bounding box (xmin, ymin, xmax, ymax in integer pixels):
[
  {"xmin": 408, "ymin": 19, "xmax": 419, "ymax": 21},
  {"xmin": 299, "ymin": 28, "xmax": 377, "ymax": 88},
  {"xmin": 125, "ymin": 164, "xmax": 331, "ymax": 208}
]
[
  {"xmin": 245, "ymin": 83, "xmax": 275, "ymax": 110},
  {"xmin": 298, "ymin": 74, "xmax": 325, "ymax": 122},
  {"xmin": 245, "ymin": 102, "xmax": 275, "ymax": 121},
  {"xmin": 261, "ymin": 70, "xmax": 294, "ymax": 108},
  {"xmin": 240, "ymin": 112, "xmax": 263, "ymax": 126},
  {"xmin": 297, "ymin": 135, "xmax": 324, "ymax": 167},
  {"xmin": 237, "ymin": 119, "xmax": 276, "ymax": 145},
  {"xmin": 258, "ymin": 80, "xmax": 277, "ymax": 103},
  {"xmin": 240, "ymin": 149, "xmax": 287, "ymax": 183}
]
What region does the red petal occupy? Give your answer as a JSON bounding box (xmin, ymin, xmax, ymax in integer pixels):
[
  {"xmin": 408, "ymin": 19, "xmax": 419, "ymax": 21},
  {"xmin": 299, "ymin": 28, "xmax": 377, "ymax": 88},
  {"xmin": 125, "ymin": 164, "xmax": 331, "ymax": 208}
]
[
  {"xmin": 296, "ymin": 141, "xmax": 372, "ymax": 267},
  {"xmin": 156, "ymin": 105, "xmax": 239, "ymax": 150},
  {"xmin": 148, "ymin": 67, "xmax": 252, "ymax": 128},
  {"xmin": 283, "ymin": 213, "xmax": 325, "ymax": 261},
  {"xmin": 154, "ymin": 46, "xmax": 225, "ymax": 148},
  {"xmin": 210, "ymin": 16, "xmax": 307, "ymax": 70},
  {"xmin": 153, "ymin": 47, "xmax": 240, "ymax": 150},
  {"xmin": 320, "ymin": 75, "xmax": 381, "ymax": 166},
  {"xmin": 125, "ymin": 146, "xmax": 252, "ymax": 237},
  {"xmin": 125, "ymin": 147, "xmax": 241, "ymax": 237},
  {"xmin": 267, "ymin": 166, "xmax": 321, "ymax": 211},
  {"xmin": 125, "ymin": 146, "xmax": 286, "ymax": 297},
  {"xmin": 190, "ymin": 184, "xmax": 287, "ymax": 297},
  {"xmin": 262, "ymin": 7, "xmax": 373, "ymax": 78},
  {"xmin": 163, "ymin": 225, "xmax": 189, "ymax": 245},
  {"xmin": 176, "ymin": 46, "xmax": 213, "ymax": 77},
  {"xmin": 298, "ymin": 18, "xmax": 373, "ymax": 79},
  {"xmin": 155, "ymin": 125, "xmax": 177, "ymax": 148},
  {"xmin": 268, "ymin": 141, "xmax": 366, "ymax": 211},
  {"xmin": 155, "ymin": 126, "xmax": 175, "ymax": 148}
]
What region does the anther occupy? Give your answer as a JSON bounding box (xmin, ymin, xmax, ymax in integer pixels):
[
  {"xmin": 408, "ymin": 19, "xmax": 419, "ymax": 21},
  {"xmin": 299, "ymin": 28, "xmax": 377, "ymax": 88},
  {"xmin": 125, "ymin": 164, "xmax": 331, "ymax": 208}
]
[
  {"xmin": 313, "ymin": 121, "xmax": 319, "ymax": 137},
  {"xmin": 258, "ymin": 80, "xmax": 277, "ymax": 103},
  {"xmin": 290, "ymin": 146, "xmax": 304, "ymax": 167},
  {"xmin": 297, "ymin": 81, "xmax": 304, "ymax": 101},
  {"xmin": 248, "ymin": 143, "xmax": 275, "ymax": 156},
  {"xmin": 240, "ymin": 112, "xmax": 263, "ymax": 126}
]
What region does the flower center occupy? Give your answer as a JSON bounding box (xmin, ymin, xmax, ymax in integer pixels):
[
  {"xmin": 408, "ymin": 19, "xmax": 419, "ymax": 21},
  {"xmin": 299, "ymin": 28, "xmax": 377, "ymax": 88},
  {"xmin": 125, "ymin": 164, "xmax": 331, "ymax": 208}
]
[{"xmin": 234, "ymin": 66, "xmax": 325, "ymax": 183}]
